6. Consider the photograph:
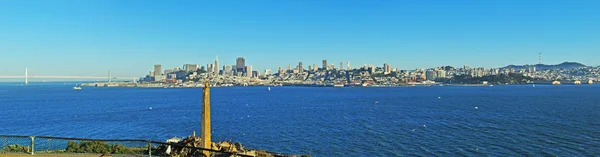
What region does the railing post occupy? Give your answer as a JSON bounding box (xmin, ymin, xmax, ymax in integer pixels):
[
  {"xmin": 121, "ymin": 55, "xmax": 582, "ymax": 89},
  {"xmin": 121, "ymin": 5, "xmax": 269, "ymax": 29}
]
[
  {"xmin": 148, "ymin": 141, "xmax": 152, "ymax": 157},
  {"xmin": 30, "ymin": 136, "xmax": 35, "ymax": 155}
]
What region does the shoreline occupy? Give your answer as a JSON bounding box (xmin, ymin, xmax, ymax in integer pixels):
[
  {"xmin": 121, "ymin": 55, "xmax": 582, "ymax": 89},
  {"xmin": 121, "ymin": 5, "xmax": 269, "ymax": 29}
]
[{"xmin": 78, "ymin": 82, "xmax": 594, "ymax": 88}]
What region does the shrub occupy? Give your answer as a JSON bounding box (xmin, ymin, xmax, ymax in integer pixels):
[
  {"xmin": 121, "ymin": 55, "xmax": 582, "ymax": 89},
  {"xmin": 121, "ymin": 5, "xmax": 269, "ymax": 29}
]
[{"xmin": 2, "ymin": 144, "xmax": 31, "ymax": 153}]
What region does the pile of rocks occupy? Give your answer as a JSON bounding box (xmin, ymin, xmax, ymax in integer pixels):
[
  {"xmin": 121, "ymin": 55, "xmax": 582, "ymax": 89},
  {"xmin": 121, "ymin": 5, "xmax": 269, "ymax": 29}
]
[{"xmin": 157, "ymin": 136, "xmax": 264, "ymax": 157}]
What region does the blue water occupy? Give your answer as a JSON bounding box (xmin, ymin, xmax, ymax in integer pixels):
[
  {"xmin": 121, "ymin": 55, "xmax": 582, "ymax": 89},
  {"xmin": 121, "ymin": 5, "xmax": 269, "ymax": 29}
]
[{"xmin": 1, "ymin": 83, "xmax": 599, "ymax": 156}]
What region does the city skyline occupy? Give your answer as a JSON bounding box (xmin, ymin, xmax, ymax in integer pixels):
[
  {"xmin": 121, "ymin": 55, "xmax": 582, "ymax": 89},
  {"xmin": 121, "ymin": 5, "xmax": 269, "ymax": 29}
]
[{"xmin": 1, "ymin": 1, "xmax": 600, "ymax": 76}]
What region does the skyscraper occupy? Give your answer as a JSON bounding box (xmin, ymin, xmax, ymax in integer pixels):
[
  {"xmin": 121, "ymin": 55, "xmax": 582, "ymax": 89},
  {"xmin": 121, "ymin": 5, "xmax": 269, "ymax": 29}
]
[
  {"xmin": 322, "ymin": 60, "xmax": 328, "ymax": 70},
  {"xmin": 313, "ymin": 64, "xmax": 318, "ymax": 71},
  {"xmin": 236, "ymin": 57, "xmax": 245, "ymax": 72},
  {"xmin": 426, "ymin": 70, "xmax": 438, "ymax": 81},
  {"xmin": 347, "ymin": 61, "xmax": 351, "ymax": 70},
  {"xmin": 207, "ymin": 64, "xmax": 214, "ymax": 73},
  {"xmin": 154, "ymin": 64, "xmax": 162, "ymax": 81},
  {"xmin": 215, "ymin": 56, "xmax": 219, "ymax": 75},
  {"xmin": 384, "ymin": 63, "xmax": 391, "ymax": 74},
  {"xmin": 298, "ymin": 62, "xmax": 303, "ymax": 71},
  {"xmin": 184, "ymin": 64, "xmax": 199, "ymax": 72},
  {"xmin": 340, "ymin": 62, "xmax": 343, "ymax": 70},
  {"xmin": 245, "ymin": 65, "xmax": 253, "ymax": 77},
  {"xmin": 224, "ymin": 65, "xmax": 232, "ymax": 76}
]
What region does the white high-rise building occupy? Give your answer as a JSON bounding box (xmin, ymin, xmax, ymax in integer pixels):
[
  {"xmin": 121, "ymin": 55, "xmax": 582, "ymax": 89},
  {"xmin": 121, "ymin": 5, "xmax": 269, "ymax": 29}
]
[
  {"xmin": 215, "ymin": 56, "xmax": 219, "ymax": 75},
  {"xmin": 245, "ymin": 65, "xmax": 253, "ymax": 77},
  {"xmin": 347, "ymin": 61, "xmax": 351, "ymax": 70}
]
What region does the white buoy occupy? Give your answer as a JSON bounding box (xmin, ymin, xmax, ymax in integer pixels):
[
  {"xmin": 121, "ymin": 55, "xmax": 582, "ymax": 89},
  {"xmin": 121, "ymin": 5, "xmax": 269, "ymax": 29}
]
[
  {"xmin": 423, "ymin": 124, "xmax": 427, "ymax": 128},
  {"xmin": 475, "ymin": 106, "xmax": 478, "ymax": 110},
  {"xmin": 374, "ymin": 101, "xmax": 379, "ymax": 104},
  {"xmin": 438, "ymin": 97, "xmax": 441, "ymax": 99},
  {"xmin": 149, "ymin": 107, "xmax": 153, "ymax": 110}
]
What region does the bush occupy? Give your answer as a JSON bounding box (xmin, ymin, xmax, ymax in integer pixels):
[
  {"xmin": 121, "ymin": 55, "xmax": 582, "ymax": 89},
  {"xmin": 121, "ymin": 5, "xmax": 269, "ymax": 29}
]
[
  {"xmin": 2, "ymin": 144, "xmax": 31, "ymax": 153},
  {"xmin": 66, "ymin": 141, "xmax": 80, "ymax": 152},
  {"xmin": 65, "ymin": 141, "xmax": 142, "ymax": 154},
  {"xmin": 66, "ymin": 141, "xmax": 109, "ymax": 154},
  {"xmin": 112, "ymin": 144, "xmax": 134, "ymax": 154}
]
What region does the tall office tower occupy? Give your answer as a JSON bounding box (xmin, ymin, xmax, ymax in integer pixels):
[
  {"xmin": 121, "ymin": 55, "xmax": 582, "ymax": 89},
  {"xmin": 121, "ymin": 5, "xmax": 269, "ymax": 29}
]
[
  {"xmin": 340, "ymin": 62, "xmax": 343, "ymax": 70},
  {"xmin": 184, "ymin": 64, "xmax": 199, "ymax": 72},
  {"xmin": 207, "ymin": 64, "xmax": 214, "ymax": 73},
  {"xmin": 215, "ymin": 56, "xmax": 219, "ymax": 75},
  {"xmin": 154, "ymin": 64, "xmax": 162, "ymax": 81},
  {"xmin": 384, "ymin": 63, "xmax": 391, "ymax": 74},
  {"xmin": 298, "ymin": 62, "xmax": 303, "ymax": 71},
  {"xmin": 347, "ymin": 61, "xmax": 351, "ymax": 70},
  {"xmin": 278, "ymin": 67, "xmax": 284, "ymax": 75},
  {"xmin": 236, "ymin": 57, "xmax": 246, "ymax": 72},
  {"xmin": 313, "ymin": 64, "xmax": 318, "ymax": 71},
  {"xmin": 322, "ymin": 60, "xmax": 328, "ymax": 70},
  {"xmin": 245, "ymin": 65, "xmax": 253, "ymax": 77}
]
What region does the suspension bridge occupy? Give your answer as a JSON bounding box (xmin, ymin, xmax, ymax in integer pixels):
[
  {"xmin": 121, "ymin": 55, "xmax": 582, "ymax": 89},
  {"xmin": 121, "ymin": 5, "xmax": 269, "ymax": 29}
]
[{"xmin": 0, "ymin": 68, "xmax": 139, "ymax": 84}]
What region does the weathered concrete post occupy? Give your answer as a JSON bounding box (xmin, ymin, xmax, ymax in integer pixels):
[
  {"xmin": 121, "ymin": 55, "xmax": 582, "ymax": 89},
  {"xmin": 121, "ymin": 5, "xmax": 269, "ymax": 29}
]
[
  {"xmin": 201, "ymin": 81, "xmax": 212, "ymax": 157},
  {"xmin": 30, "ymin": 136, "xmax": 34, "ymax": 155}
]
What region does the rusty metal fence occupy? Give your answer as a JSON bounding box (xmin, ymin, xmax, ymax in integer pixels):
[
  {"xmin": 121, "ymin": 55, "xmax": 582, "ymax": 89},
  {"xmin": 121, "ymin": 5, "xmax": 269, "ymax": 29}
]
[{"xmin": 0, "ymin": 135, "xmax": 260, "ymax": 157}]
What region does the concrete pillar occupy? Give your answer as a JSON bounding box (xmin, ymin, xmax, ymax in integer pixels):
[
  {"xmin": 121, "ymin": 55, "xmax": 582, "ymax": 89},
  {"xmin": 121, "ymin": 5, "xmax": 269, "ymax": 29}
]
[{"xmin": 201, "ymin": 81, "xmax": 211, "ymax": 157}]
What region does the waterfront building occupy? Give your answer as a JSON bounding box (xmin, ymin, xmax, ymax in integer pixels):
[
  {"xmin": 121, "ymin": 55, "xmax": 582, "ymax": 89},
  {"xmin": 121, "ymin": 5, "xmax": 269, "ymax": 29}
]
[
  {"xmin": 426, "ymin": 70, "xmax": 438, "ymax": 81},
  {"xmin": 154, "ymin": 64, "xmax": 162, "ymax": 81},
  {"xmin": 264, "ymin": 69, "xmax": 272, "ymax": 76},
  {"xmin": 436, "ymin": 70, "xmax": 446, "ymax": 79},
  {"xmin": 313, "ymin": 64, "xmax": 318, "ymax": 72}
]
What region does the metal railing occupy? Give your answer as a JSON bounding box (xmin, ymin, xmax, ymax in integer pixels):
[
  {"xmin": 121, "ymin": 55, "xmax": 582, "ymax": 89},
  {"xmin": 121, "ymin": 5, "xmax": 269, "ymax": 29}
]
[{"xmin": 0, "ymin": 135, "xmax": 261, "ymax": 157}]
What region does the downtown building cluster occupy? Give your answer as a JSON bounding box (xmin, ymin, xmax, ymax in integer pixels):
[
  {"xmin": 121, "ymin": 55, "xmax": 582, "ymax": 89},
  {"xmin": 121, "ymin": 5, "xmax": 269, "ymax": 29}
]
[{"xmin": 140, "ymin": 57, "xmax": 600, "ymax": 86}]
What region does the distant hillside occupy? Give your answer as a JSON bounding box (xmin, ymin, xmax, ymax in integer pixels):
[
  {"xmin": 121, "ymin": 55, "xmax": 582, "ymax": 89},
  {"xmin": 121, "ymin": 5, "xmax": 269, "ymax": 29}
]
[{"xmin": 501, "ymin": 62, "xmax": 587, "ymax": 71}]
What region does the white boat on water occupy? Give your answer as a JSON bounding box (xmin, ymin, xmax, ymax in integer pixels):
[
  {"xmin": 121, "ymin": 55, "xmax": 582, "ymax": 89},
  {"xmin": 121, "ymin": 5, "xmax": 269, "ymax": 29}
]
[
  {"xmin": 73, "ymin": 86, "xmax": 82, "ymax": 90},
  {"xmin": 268, "ymin": 87, "xmax": 271, "ymax": 91}
]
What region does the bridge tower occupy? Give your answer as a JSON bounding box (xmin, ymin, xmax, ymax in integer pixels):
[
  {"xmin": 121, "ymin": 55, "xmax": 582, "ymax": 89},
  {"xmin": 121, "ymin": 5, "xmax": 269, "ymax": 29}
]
[{"xmin": 25, "ymin": 68, "xmax": 28, "ymax": 85}]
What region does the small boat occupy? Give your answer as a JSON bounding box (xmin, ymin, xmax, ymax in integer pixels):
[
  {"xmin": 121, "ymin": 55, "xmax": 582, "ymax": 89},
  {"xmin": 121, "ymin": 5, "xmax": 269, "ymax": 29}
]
[
  {"xmin": 268, "ymin": 87, "xmax": 271, "ymax": 91},
  {"xmin": 73, "ymin": 86, "xmax": 82, "ymax": 90},
  {"xmin": 532, "ymin": 84, "xmax": 536, "ymax": 87}
]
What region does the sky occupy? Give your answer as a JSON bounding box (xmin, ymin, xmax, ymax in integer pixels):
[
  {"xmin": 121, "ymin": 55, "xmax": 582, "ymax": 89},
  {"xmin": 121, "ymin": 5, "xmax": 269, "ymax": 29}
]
[{"xmin": 1, "ymin": 0, "xmax": 599, "ymax": 77}]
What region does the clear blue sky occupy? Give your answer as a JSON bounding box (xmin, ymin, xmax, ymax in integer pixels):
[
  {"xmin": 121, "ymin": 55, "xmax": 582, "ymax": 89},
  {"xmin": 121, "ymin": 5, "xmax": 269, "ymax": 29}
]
[{"xmin": 1, "ymin": 0, "xmax": 599, "ymax": 77}]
